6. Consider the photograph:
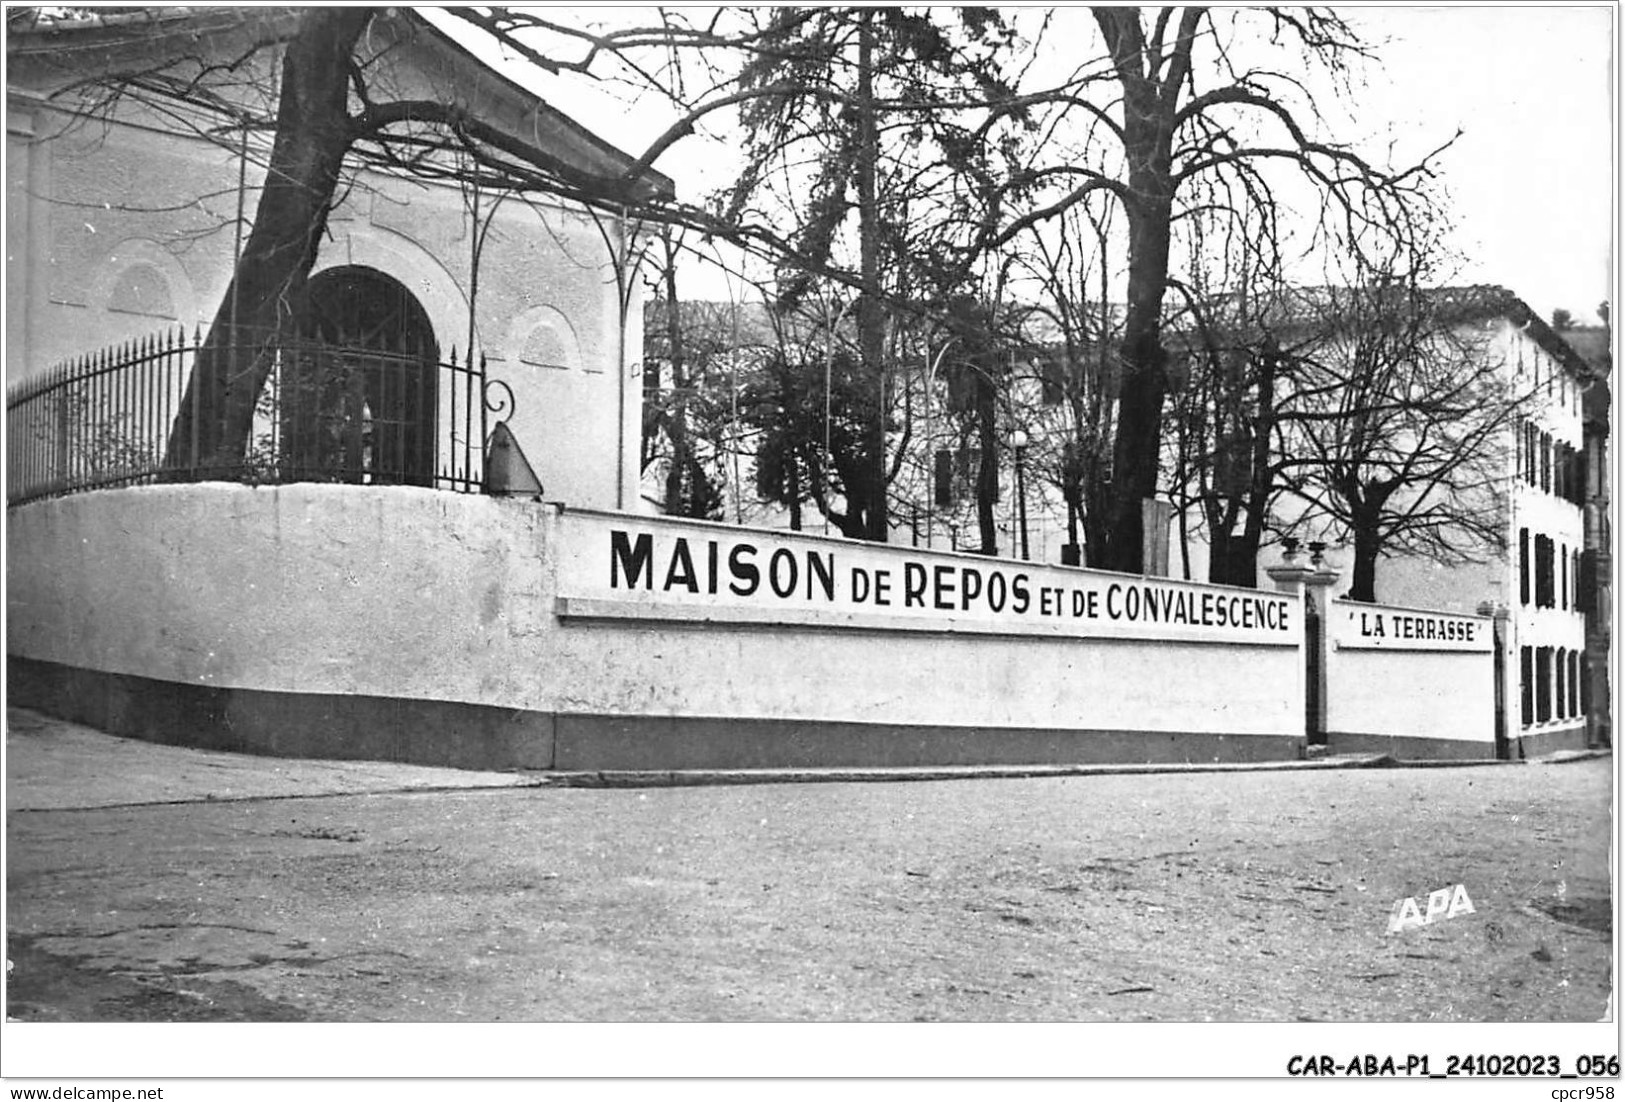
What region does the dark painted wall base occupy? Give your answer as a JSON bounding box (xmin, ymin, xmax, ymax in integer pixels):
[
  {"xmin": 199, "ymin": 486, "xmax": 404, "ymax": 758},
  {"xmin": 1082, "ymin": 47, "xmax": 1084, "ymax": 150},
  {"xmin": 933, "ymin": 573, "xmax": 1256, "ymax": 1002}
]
[
  {"xmin": 552, "ymin": 715, "xmax": 1301, "ymax": 770},
  {"xmin": 1326, "ymin": 731, "xmax": 1498, "ymax": 761},
  {"xmin": 9, "ymin": 656, "xmax": 1303, "ymax": 772},
  {"xmin": 8, "ymin": 656, "xmax": 557, "ymax": 771},
  {"xmin": 1518, "ymin": 723, "xmax": 1590, "ymax": 758}
]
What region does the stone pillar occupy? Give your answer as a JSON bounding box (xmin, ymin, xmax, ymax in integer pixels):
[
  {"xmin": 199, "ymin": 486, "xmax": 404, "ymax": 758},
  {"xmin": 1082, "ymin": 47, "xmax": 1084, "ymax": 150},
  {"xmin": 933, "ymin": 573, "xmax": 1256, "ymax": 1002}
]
[
  {"xmin": 1267, "ymin": 543, "xmax": 1314, "ymax": 753},
  {"xmin": 1304, "ymin": 567, "xmax": 1341, "ymax": 617},
  {"xmin": 1267, "ymin": 540, "xmax": 1340, "ymax": 614},
  {"xmin": 1265, "ymin": 539, "xmax": 1313, "ymax": 599},
  {"xmin": 1265, "ymin": 563, "xmax": 1313, "ymax": 599},
  {"xmin": 1478, "ymin": 600, "xmax": 1514, "ymax": 758},
  {"xmin": 1302, "ymin": 541, "xmax": 1342, "ymax": 618},
  {"xmin": 1267, "ymin": 541, "xmax": 1342, "ymax": 753}
]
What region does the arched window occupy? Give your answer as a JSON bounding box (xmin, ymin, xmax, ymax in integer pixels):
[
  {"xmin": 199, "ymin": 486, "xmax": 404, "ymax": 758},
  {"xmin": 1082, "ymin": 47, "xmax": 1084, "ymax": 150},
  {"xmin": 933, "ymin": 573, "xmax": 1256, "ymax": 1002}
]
[
  {"xmin": 511, "ymin": 306, "xmax": 583, "ymax": 371},
  {"xmin": 107, "ymin": 263, "xmax": 176, "ymax": 319},
  {"xmin": 520, "ymin": 324, "xmax": 574, "ymax": 369}
]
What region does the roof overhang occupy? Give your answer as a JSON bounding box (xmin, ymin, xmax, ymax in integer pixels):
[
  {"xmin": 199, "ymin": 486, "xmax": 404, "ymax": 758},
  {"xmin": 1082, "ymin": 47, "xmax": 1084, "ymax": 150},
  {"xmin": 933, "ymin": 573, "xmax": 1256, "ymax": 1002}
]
[{"xmin": 5, "ymin": 6, "xmax": 675, "ymax": 204}]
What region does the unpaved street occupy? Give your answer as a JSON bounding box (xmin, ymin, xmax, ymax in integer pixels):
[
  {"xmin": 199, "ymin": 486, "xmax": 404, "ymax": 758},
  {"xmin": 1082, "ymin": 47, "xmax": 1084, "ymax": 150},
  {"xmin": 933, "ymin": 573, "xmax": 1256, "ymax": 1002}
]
[{"xmin": 6, "ymin": 743, "xmax": 1611, "ymax": 1023}]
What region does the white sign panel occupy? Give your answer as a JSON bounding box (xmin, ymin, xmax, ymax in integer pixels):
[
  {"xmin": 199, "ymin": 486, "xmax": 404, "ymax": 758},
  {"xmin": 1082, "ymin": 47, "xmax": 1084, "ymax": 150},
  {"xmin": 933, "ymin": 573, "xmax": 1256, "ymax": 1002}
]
[
  {"xmin": 1329, "ymin": 600, "xmax": 1493, "ymax": 652},
  {"xmin": 553, "ymin": 511, "xmax": 1298, "ymax": 646}
]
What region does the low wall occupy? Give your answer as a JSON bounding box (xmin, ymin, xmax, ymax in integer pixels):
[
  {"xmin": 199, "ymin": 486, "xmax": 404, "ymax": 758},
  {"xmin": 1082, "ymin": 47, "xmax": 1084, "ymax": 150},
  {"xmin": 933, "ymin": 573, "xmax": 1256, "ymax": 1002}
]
[
  {"xmin": 1320, "ymin": 599, "xmax": 1496, "ymax": 759},
  {"xmin": 7, "ymin": 485, "xmax": 1306, "ymax": 770}
]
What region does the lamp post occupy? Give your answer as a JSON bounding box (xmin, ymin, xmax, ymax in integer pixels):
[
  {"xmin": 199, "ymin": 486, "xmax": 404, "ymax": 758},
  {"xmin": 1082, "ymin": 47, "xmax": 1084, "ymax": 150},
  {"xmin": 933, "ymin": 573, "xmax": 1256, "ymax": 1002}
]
[{"xmin": 1011, "ymin": 428, "xmax": 1030, "ymax": 561}]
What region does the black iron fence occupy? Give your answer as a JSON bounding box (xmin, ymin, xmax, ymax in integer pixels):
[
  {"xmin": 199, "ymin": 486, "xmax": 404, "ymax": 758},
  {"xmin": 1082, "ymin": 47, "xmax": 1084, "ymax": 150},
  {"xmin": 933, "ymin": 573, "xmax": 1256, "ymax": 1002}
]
[{"xmin": 7, "ymin": 327, "xmax": 511, "ymax": 507}]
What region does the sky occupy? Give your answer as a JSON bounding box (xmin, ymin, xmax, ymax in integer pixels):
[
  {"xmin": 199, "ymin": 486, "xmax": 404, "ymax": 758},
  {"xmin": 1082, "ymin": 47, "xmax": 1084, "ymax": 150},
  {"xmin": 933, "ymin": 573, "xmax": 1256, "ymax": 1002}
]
[
  {"xmin": 441, "ymin": 5, "xmax": 1617, "ymax": 326},
  {"xmin": 1343, "ymin": 6, "xmax": 1615, "ymax": 325}
]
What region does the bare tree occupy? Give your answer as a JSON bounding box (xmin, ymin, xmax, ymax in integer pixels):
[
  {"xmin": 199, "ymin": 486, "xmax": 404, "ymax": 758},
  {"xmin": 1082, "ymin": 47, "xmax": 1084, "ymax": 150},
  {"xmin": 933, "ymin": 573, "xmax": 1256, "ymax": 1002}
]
[
  {"xmin": 1165, "ymin": 300, "xmax": 1296, "ymax": 588},
  {"xmin": 642, "ymin": 231, "xmax": 735, "ymax": 520},
  {"xmin": 741, "ymin": 301, "xmax": 904, "ymax": 539},
  {"xmin": 1008, "ymin": 201, "xmax": 1122, "ymax": 567},
  {"xmin": 1279, "ymin": 276, "xmax": 1529, "ymax": 602},
  {"xmin": 984, "ymin": 7, "xmax": 1453, "ymax": 572},
  {"xmin": 1161, "ymin": 199, "xmax": 1311, "ymax": 589},
  {"xmin": 721, "ymin": 7, "xmax": 1034, "ymax": 540}
]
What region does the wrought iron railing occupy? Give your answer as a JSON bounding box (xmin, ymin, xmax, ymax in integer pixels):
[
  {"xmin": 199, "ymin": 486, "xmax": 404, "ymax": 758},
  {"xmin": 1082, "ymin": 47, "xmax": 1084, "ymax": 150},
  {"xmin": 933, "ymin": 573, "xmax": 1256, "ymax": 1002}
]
[{"xmin": 6, "ymin": 327, "xmax": 513, "ymax": 507}]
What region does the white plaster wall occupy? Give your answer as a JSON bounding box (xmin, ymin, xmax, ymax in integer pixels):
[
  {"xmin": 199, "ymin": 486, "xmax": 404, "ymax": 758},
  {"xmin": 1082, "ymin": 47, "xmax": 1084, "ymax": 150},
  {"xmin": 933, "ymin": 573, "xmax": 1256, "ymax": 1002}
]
[
  {"xmin": 1325, "ymin": 649, "xmax": 1495, "ymax": 744},
  {"xmin": 1323, "ymin": 600, "xmax": 1495, "ymax": 745},
  {"xmin": 7, "ymin": 484, "xmax": 1304, "ymax": 738},
  {"xmin": 476, "ymin": 201, "xmax": 634, "ymax": 511},
  {"xmin": 6, "ymin": 102, "xmax": 242, "ymax": 374},
  {"xmin": 7, "ymin": 97, "xmax": 647, "ymax": 514}
]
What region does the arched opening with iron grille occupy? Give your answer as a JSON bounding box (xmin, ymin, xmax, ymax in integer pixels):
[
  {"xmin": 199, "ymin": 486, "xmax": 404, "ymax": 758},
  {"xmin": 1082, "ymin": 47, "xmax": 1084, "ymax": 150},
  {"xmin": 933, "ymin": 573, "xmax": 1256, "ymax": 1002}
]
[{"xmin": 279, "ymin": 266, "xmax": 439, "ymax": 487}]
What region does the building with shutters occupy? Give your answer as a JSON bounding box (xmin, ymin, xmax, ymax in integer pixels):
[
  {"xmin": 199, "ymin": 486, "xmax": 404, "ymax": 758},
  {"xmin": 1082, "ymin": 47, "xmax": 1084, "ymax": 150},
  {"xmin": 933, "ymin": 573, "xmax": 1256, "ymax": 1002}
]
[
  {"xmin": 1006, "ymin": 286, "xmax": 1609, "ymax": 757},
  {"xmin": 1245, "ymin": 289, "xmax": 1604, "ymax": 757},
  {"xmin": 1504, "ymin": 315, "xmax": 1594, "ymax": 756}
]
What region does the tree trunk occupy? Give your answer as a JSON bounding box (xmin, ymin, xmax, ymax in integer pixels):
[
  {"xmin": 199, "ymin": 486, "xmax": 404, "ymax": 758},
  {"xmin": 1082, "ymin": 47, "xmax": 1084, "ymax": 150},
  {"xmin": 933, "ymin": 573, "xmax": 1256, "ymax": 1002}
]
[
  {"xmin": 1228, "ymin": 346, "xmax": 1280, "ymax": 590},
  {"xmin": 1093, "ymin": 7, "xmax": 1186, "ymax": 575},
  {"xmin": 1205, "ymin": 496, "xmax": 1257, "ymax": 588},
  {"xmin": 787, "ymin": 463, "xmax": 803, "ymax": 530},
  {"xmin": 162, "ymin": 8, "xmax": 375, "ymax": 474},
  {"xmin": 1082, "ymin": 473, "xmax": 1111, "ymax": 568},
  {"xmin": 1102, "ymin": 124, "xmax": 1175, "ymax": 572},
  {"xmin": 1349, "ymin": 523, "xmax": 1381, "ymax": 603},
  {"xmin": 1218, "ymin": 532, "xmax": 1260, "ymax": 589},
  {"xmin": 855, "ymin": 10, "xmax": 889, "ymax": 542},
  {"xmin": 975, "ymin": 371, "xmax": 999, "ymax": 555},
  {"xmin": 830, "ymin": 506, "xmax": 868, "ymax": 540},
  {"xmin": 1204, "ymin": 501, "xmax": 1234, "ymax": 585}
]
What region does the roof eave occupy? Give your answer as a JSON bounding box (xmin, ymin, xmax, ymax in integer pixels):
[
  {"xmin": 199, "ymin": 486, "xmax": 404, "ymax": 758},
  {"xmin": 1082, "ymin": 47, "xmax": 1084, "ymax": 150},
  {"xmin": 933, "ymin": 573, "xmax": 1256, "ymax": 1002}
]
[{"xmin": 402, "ymin": 9, "xmax": 676, "ymax": 203}]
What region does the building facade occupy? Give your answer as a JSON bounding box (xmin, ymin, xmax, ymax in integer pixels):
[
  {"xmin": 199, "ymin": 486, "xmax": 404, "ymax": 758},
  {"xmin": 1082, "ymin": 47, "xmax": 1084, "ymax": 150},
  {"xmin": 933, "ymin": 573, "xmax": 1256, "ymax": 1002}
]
[
  {"xmin": 6, "ymin": 7, "xmax": 669, "ymax": 510},
  {"xmin": 1503, "ymin": 313, "xmax": 1593, "ymax": 755}
]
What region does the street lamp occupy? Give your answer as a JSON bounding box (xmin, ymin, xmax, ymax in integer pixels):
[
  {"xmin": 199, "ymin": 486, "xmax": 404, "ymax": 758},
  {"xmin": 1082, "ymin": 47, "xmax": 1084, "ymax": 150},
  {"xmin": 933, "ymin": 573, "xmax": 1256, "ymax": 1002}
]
[{"xmin": 1011, "ymin": 428, "xmax": 1030, "ymax": 561}]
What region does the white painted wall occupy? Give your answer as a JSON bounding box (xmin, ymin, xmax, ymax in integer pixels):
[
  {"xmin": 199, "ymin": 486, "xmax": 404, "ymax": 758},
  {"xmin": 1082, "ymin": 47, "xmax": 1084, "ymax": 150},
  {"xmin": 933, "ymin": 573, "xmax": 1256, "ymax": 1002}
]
[
  {"xmin": 1322, "ymin": 599, "xmax": 1495, "ymax": 747},
  {"xmin": 7, "ymin": 484, "xmax": 1305, "ymax": 744},
  {"xmin": 6, "ymin": 88, "xmax": 647, "ymax": 514}
]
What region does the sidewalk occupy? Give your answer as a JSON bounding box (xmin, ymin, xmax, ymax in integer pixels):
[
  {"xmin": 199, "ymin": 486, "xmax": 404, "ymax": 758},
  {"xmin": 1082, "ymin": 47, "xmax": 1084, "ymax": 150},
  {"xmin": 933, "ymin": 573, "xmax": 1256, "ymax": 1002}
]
[
  {"xmin": 5, "ymin": 707, "xmax": 1606, "ymax": 811},
  {"xmin": 4, "ymin": 707, "xmax": 546, "ymax": 811}
]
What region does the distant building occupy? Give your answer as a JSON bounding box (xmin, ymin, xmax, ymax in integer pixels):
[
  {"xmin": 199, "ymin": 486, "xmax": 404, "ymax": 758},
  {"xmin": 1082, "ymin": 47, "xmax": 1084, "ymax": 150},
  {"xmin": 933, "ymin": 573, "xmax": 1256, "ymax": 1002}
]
[
  {"xmin": 1555, "ymin": 322, "xmax": 1612, "ymax": 748},
  {"xmin": 996, "ymin": 285, "xmax": 1605, "ymax": 757}
]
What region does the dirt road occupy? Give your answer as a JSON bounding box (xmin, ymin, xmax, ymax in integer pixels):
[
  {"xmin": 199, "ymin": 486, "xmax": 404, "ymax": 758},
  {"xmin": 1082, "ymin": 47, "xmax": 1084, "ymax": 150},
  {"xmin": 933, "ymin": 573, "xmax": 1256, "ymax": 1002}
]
[{"xmin": 7, "ymin": 738, "xmax": 1611, "ymax": 1023}]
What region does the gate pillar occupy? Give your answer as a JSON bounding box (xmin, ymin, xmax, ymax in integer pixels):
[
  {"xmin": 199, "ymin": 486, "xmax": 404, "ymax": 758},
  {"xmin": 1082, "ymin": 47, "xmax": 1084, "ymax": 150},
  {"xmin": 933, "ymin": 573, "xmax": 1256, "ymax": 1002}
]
[
  {"xmin": 1478, "ymin": 600, "xmax": 1513, "ymax": 760},
  {"xmin": 1268, "ymin": 544, "xmax": 1341, "ymax": 747}
]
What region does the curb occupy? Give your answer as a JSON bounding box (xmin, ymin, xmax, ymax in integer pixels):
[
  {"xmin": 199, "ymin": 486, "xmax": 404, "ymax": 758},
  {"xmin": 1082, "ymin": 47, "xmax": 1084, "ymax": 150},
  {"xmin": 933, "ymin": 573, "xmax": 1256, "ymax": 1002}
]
[
  {"xmin": 540, "ymin": 750, "xmax": 1610, "ymax": 789},
  {"xmin": 10, "ymin": 702, "xmax": 1608, "ymax": 804},
  {"xmin": 1527, "ymin": 748, "xmax": 1614, "ymax": 765}
]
